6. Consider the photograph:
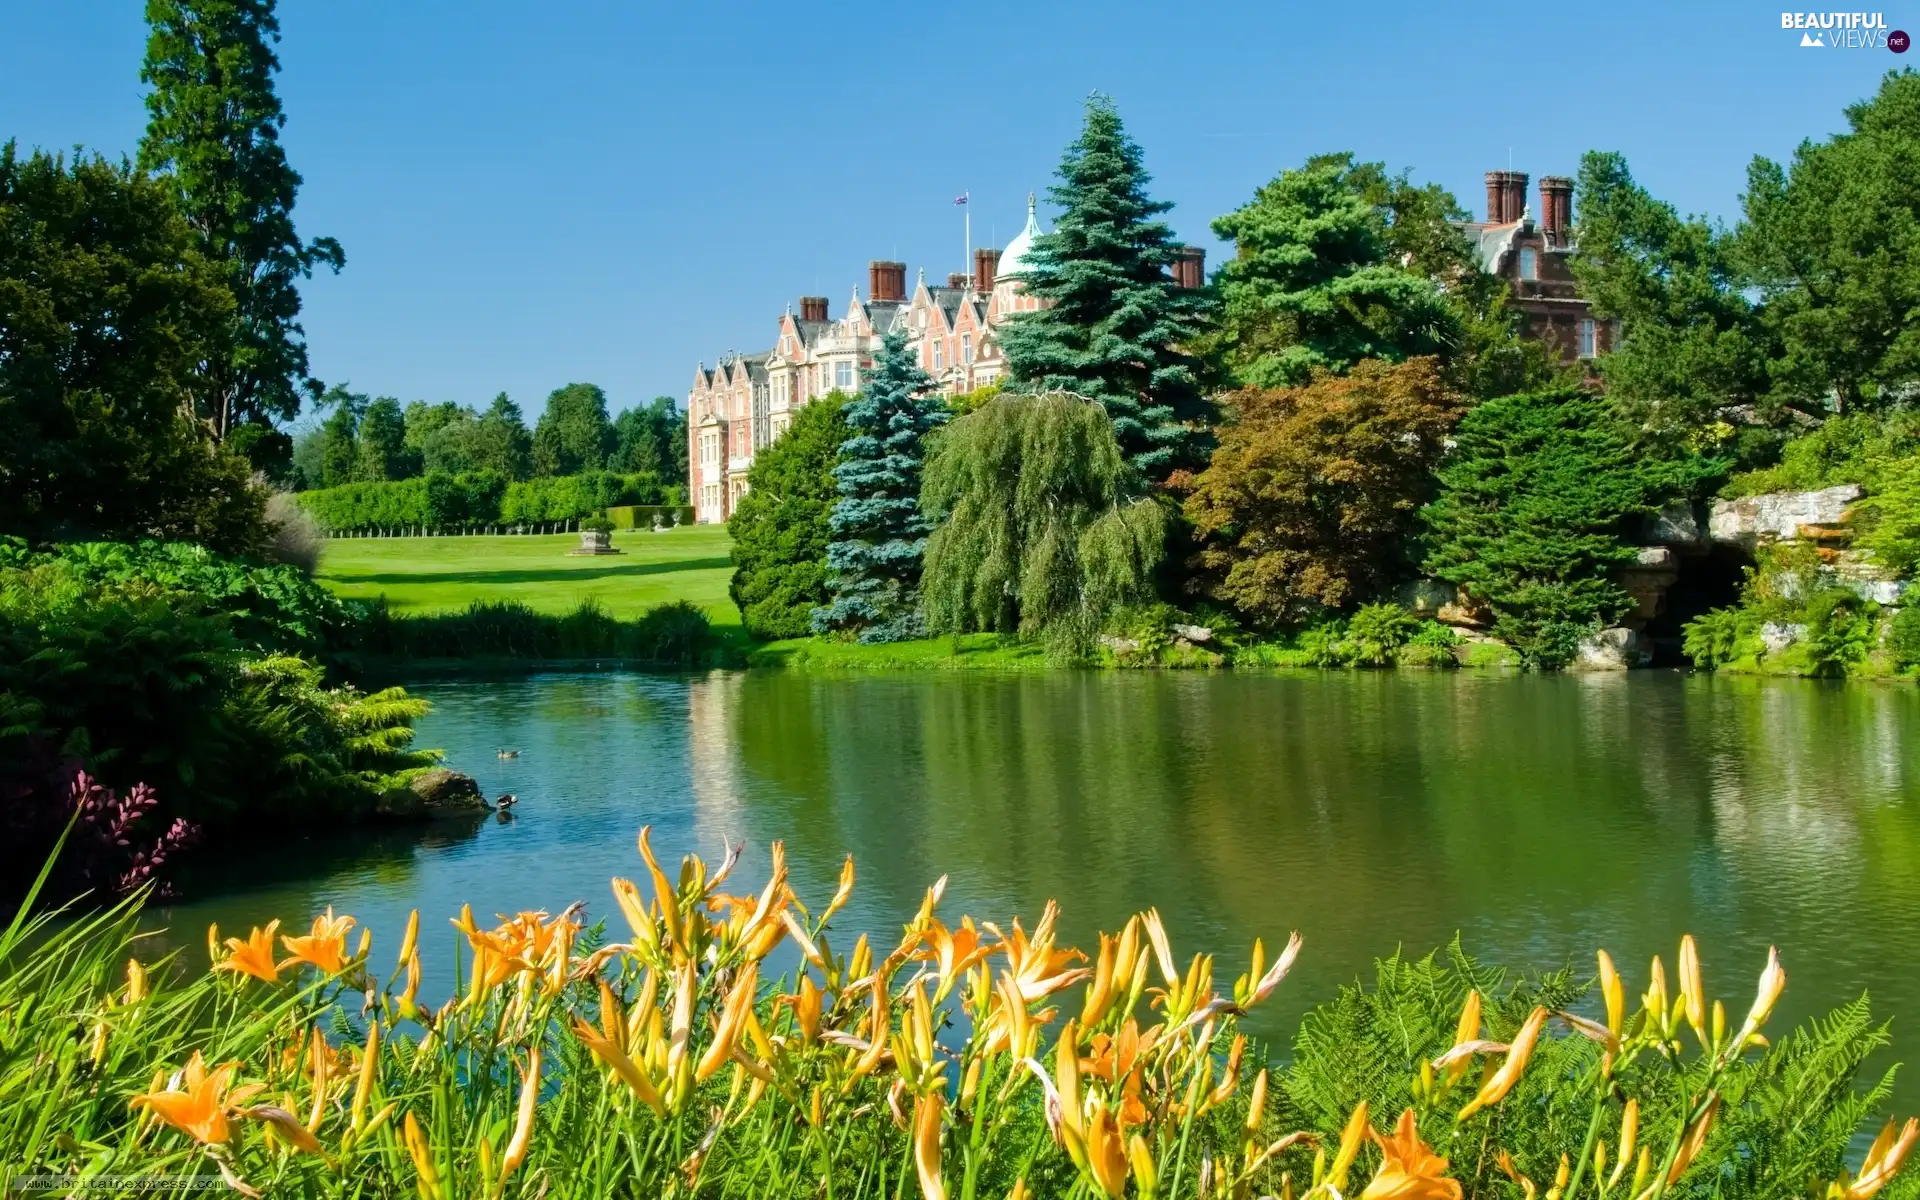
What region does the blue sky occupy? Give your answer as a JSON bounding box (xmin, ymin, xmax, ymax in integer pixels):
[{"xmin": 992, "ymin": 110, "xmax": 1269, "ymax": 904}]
[{"xmin": 0, "ymin": 2, "xmax": 1905, "ymax": 421}]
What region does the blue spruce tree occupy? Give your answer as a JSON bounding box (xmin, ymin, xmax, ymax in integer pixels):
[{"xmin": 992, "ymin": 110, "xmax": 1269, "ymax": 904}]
[
  {"xmin": 813, "ymin": 329, "xmax": 950, "ymax": 642},
  {"xmin": 998, "ymin": 94, "xmax": 1215, "ymax": 483}
]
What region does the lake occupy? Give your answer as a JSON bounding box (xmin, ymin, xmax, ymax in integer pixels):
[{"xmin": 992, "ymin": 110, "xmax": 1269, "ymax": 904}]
[{"xmin": 157, "ymin": 668, "xmax": 1920, "ymax": 1103}]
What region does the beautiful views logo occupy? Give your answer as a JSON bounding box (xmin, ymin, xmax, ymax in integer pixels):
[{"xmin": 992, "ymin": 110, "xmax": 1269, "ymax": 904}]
[{"xmin": 1781, "ymin": 11, "xmax": 1905, "ymax": 48}]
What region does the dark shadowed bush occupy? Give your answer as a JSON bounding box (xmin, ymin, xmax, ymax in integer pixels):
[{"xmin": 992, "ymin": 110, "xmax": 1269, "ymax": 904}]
[{"xmin": 355, "ymin": 598, "xmax": 713, "ymax": 666}]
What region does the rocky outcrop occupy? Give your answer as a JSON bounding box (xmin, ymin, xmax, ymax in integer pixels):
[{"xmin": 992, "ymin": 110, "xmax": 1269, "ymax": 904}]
[
  {"xmin": 377, "ymin": 769, "xmax": 489, "ymax": 820},
  {"xmin": 1640, "ymin": 503, "xmax": 1711, "ymax": 553},
  {"xmin": 1572, "ymin": 627, "xmax": 1653, "ymax": 671},
  {"xmin": 1708, "ymin": 485, "xmax": 1862, "ymax": 551}
]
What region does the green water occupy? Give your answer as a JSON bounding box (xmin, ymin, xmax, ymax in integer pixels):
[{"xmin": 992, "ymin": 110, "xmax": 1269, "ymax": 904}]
[{"xmin": 157, "ymin": 669, "xmax": 1920, "ymax": 1102}]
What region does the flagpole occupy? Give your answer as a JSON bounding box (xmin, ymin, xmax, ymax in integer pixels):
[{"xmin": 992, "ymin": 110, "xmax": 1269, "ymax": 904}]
[{"xmin": 964, "ymin": 202, "xmax": 971, "ymax": 290}]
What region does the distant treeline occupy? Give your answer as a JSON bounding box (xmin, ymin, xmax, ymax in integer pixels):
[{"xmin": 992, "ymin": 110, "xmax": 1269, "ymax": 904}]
[
  {"xmin": 294, "ymin": 469, "xmax": 684, "ymax": 534},
  {"xmin": 283, "ymin": 384, "xmax": 687, "ymax": 496}
]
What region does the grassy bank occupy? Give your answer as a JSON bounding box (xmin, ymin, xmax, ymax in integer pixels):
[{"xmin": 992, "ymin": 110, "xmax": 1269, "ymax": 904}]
[
  {"xmin": 316, "ymin": 527, "xmax": 737, "ymax": 631},
  {"xmin": 745, "ymin": 632, "xmax": 1051, "ymax": 669}
]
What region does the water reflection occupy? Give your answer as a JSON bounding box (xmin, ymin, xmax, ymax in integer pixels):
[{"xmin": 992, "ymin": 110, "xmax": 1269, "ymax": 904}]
[{"xmin": 155, "ymin": 669, "xmax": 1920, "ymax": 1104}]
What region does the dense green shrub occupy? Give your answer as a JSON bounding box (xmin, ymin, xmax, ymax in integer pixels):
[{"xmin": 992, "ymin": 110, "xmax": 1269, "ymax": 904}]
[
  {"xmin": 728, "ymin": 394, "xmax": 848, "ymax": 640},
  {"xmin": 355, "ymin": 598, "xmax": 712, "ymax": 666},
  {"xmin": 0, "ymin": 547, "xmax": 434, "ymax": 849},
  {"xmin": 1890, "ymin": 604, "xmax": 1920, "ymax": 672},
  {"xmin": 1856, "ymin": 453, "xmax": 1920, "ymax": 575},
  {"xmin": 1294, "ymin": 605, "xmax": 1455, "ymax": 668},
  {"xmin": 1421, "ymin": 386, "xmax": 1719, "ymax": 668},
  {"xmin": 0, "ymin": 537, "xmax": 356, "ymax": 656},
  {"xmin": 1723, "ymin": 411, "xmax": 1920, "ymax": 497},
  {"xmin": 1681, "ymin": 605, "xmax": 1762, "ymax": 669}
]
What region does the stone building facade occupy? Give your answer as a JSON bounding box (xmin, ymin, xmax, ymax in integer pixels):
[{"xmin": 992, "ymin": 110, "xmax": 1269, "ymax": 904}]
[
  {"xmin": 688, "ymin": 198, "xmax": 1208, "ymax": 524},
  {"xmin": 688, "ymin": 171, "xmax": 1594, "ymax": 525},
  {"xmin": 1461, "ymin": 169, "xmax": 1613, "ymax": 362}
]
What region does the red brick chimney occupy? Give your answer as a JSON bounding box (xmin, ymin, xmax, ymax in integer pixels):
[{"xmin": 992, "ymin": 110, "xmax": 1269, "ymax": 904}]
[
  {"xmin": 1539, "ymin": 176, "xmax": 1574, "ymax": 248},
  {"xmin": 868, "ymin": 261, "xmax": 907, "ymax": 303},
  {"xmin": 1485, "ymin": 170, "xmax": 1528, "ymax": 224},
  {"xmin": 946, "ymin": 272, "xmax": 968, "ymax": 289},
  {"xmin": 1171, "ymin": 245, "xmax": 1206, "ymax": 289},
  {"xmin": 799, "ymin": 296, "xmax": 828, "ymax": 323},
  {"xmin": 973, "ymin": 247, "xmax": 999, "ymax": 292}
]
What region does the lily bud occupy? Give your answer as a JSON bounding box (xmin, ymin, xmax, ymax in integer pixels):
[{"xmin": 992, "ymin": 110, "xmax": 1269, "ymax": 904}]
[
  {"xmin": 1678, "ymin": 935, "xmax": 1707, "ymax": 1045},
  {"xmin": 1129, "ymin": 1133, "xmax": 1159, "ymax": 1198},
  {"xmin": 1597, "ymin": 950, "xmax": 1624, "ymax": 1035},
  {"xmin": 1736, "ymin": 946, "xmax": 1787, "ymax": 1048},
  {"xmin": 397, "ymin": 909, "xmax": 419, "ymax": 969}
]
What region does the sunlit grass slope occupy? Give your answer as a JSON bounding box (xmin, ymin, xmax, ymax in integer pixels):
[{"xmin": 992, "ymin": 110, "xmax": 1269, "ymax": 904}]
[{"xmin": 314, "ymin": 527, "xmax": 737, "ymax": 631}]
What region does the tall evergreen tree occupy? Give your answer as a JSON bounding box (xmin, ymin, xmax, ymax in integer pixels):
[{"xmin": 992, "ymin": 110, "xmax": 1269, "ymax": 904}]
[
  {"xmin": 813, "ymin": 331, "xmax": 949, "ymax": 642},
  {"xmin": 474, "ymin": 394, "xmax": 534, "ymax": 480},
  {"xmin": 532, "ymin": 383, "xmax": 614, "ymax": 476},
  {"xmin": 729, "ymin": 394, "xmax": 849, "ymax": 640},
  {"xmin": 139, "ymin": 0, "xmax": 343, "ymax": 440},
  {"xmin": 353, "ymin": 397, "xmax": 409, "ymax": 481},
  {"xmin": 998, "ymin": 95, "xmax": 1214, "ymax": 482}
]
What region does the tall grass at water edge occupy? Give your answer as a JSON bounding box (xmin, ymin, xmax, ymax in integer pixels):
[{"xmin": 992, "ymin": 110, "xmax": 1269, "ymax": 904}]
[
  {"xmin": 352, "ymin": 597, "xmax": 716, "ymax": 666},
  {"xmin": 3, "ymin": 829, "xmax": 1917, "ymax": 1198}
]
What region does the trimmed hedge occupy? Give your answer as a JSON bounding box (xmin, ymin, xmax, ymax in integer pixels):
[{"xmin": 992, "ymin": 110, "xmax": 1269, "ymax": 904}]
[
  {"xmin": 607, "ymin": 505, "xmax": 695, "ymax": 529},
  {"xmin": 499, "ymin": 472, "xmax": 666, "ymax": 524},
  {"xmin": 295, "ymin": 470, "xmax": 674, "ymax": 534}
]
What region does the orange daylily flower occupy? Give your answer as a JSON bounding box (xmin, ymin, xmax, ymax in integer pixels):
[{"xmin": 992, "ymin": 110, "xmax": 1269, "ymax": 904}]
[
  {"xmin": 1084, "ymin": 1107, "xmax": 1129, "ymax": 1199},
  {"xmin": 1456, "ymin": 1007, "xmax": 1547, "ymax": 1120},
  {"xmin": 1849, "ymin": 1117, "xmax": 1920, "ymax": 1200},
  {"xmin": 988, "ymin": 903, "xmax": 1089, "ymax": 1004},
  {"xmin": 216, "ymin": 921, "xmax": 283, "ymax": 984},
  {"xmin": 130, "ymin": 1051, "xmax": 263, "ymax": 1145},
  {"xmin": 913, "ymin": 1090, "xmax": 947, "ymax": 1200},
  {"xmin": 1364, "ymin": 1109, "xmax": 1462, "ymax": 1200},
  {"xmin": 281, "ymin": 908, "xmax": 355, "ymax": 973},
  {"xmin": 920, "ymin": 917, "xmax": 992, "ymax": 1002}
]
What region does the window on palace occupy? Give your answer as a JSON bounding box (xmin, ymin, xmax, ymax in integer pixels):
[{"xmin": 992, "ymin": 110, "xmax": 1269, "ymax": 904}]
[
  {"xmin": 835, "ymin": 361, "xmax": 853, "ymax": 389},
  {"xmin": 1519, "ymin": 248, "xmax": 1538, "ymax": 280},
  {"xmin": 1579, "ymin": 318, "xmax": 1596, "ymax": 359},
  {"xmin": 933, "ymin": 340, "xmax": 944, "ymax": 370},
  {"xmin": 962, "ymin": 334, "xmax": 973, "ymax": 364}
]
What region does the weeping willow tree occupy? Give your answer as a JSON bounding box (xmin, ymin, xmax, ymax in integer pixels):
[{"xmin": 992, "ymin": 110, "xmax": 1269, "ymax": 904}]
[{"xmin": 920, "ymin": 392, "xmax": 1168, "ymax": 657}]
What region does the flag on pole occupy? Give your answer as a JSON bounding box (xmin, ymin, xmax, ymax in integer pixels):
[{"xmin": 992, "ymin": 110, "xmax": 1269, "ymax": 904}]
[{"xmin": 954, "ymin": 192, "xmax": 969, "ymax": 205}]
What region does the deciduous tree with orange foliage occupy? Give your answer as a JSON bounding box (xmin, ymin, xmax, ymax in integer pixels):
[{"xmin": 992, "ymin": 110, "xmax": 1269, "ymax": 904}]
[{"xmin": 1182, "ymin": 357, "xmax": 1461, "ymax": 626}]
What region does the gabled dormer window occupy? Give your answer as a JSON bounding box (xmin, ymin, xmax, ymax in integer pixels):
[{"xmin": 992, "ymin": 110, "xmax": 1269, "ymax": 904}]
[{"xmin": 1519, "ymin": 249, "xmax": 1538, "ymax": 281}]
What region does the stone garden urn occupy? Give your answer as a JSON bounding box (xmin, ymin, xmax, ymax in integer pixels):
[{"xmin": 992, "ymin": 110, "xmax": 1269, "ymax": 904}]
[{"xmin": 568, "ymin": 524, "xmax": 621, "ymax": 555}]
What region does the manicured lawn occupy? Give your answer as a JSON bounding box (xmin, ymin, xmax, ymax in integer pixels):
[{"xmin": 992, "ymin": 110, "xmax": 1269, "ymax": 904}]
[{"xmin": 315, "ymin": 526, "xmax": 739, "ymax": 631}]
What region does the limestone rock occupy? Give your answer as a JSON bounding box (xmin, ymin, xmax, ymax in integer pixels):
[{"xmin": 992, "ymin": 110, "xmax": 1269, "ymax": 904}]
[
  {"xmin": 1640, "ymin": 503, "xmax": 1710, "ymax": 552},
  {"xmin": 1171, "ymin": 623, "xmax": 1213, "ymax": 644},
  {"xmin": 1709, "ymin": 485, "xmax": 1862, "ymax": 550},
  {"xmin": 1573, "ymin": 626, "xmax": 1652, "ymax": 671},
  {"xmin": 1760, "ymin": 622, "xmax": 1804, "ymax": 655},
  {"xmin": 1833, "ymin": 550, "xmax": 1908, "ymax": 604},
  {"xmin": 1099, "ymin": 635, "xmax": 1140, "ymax": 656},
  {"xmin": 379, "ymin": 768, "xmax": 488, "ymax": 820}
]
